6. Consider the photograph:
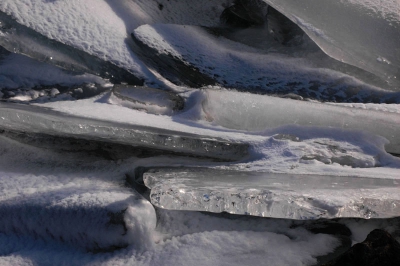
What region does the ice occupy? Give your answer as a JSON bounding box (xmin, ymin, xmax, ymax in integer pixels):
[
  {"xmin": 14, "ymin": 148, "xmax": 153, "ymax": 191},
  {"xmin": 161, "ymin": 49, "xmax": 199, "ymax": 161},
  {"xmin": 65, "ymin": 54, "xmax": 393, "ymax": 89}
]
[
  {"xmin": 202, "ymin": 89, "xmax": 400, "ymax": 154},
  {"xmin": 0, "ymin": 102, "xmax": 248, "ymax": 161},
  {"xmin": 0, "ymin": 0, "xmax": 399, "ymax": 263},
  {"xmin": 0, "ymin": 11, "xmax": 143, "ymax": 85},
  {"xmin": 109, "ymin": 85, "xmax": 184, "ymax": 115},
  {"xmin": 262, "ymin": 0, "xmax": 400, "ymax": 88},
  {"xmin": 0, "ymin": 0, "xmax": 229, "ymax": 87},
  {"xmin": 133, "ymin": 24, "xmax": 400, "ymax": 101},
  {"xmin": 0, "ymin": 47, "xmax": 111, "ymax": 92},
  {"xmin": 1, "ymin": 0, "xmax": 398, "ymax": 90},
  {"xmin": 144, "ymin": 167, "xmax": 400, "ymax": 219}
]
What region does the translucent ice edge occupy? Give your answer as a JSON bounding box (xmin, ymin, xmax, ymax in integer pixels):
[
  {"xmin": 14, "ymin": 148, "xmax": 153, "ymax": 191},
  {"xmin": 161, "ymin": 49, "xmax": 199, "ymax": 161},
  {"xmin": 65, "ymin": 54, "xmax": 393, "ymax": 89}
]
[
  {"xmin": 0, "ymin": 102, "xmax": 248, "ymax": 161},
  {"xmin": 144, "ymin": 168, "xmax": 400, "ymax": 219},
  {"xmin": 202, "ymin": 89, "xmax": 400, "ymax": 154}
]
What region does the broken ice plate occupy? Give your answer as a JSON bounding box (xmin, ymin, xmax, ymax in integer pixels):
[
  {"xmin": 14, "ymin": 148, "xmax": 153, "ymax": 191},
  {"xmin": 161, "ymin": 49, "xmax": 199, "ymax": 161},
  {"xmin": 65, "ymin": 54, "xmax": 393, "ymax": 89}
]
[
  {"xmin": 0, "ymin": 102, "xmax": 248, "ymax": 161},
  {"xmin": 143, "ymin": 168, "xmax": 400, "ymax": 220}
]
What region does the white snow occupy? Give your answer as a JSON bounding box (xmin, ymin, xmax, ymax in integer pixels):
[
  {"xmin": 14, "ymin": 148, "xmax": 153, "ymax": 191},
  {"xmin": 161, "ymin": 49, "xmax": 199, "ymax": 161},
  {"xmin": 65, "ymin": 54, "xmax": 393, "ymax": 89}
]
[{"xmin": 0, "ymin": 135, "xmax": 156, "ymax": 251}]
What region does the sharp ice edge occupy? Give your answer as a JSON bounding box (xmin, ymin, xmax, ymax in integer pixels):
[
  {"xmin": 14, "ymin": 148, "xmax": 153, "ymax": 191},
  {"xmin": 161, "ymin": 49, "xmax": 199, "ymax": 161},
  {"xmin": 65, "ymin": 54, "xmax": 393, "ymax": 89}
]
[
  {"xmin": 144, "ymin": 168, "xmax": 400, "ymax": 219},
  {"xmin": 0, "ymin": 102, "xmax": 248, "ymax": 161}
]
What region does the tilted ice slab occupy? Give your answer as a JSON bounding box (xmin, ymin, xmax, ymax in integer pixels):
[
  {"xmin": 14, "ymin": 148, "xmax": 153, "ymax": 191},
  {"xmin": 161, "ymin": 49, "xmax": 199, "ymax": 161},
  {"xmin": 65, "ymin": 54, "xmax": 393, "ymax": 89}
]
[
  {"xmin": 144, "ymin": 168, "xmax": 400, "ymax": 219},
  {"xmin": 0, "ymin": 0, "xmax": 228, "ymax": 85},
  {"xmin": 202, "ymin": 89, "xmax": 400, "ymax": 154},
  {"xmin": 0, "ymin": 102, "xmax": 248, "ymax": 161},
  {"xmin": 0, "ymin": 50, "xmax": 109, "ymax": 91},
  {"xmin": 263, "ymin": 0, "xmax": 400, "ymax": 88},
  {"xmin": 0, "ymin": 11, "xmax": 143, "ymax": 85}
]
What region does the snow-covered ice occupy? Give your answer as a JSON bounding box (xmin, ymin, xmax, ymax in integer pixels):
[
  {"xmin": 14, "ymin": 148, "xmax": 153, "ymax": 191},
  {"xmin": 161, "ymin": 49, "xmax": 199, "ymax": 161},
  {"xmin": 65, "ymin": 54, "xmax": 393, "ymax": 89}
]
[{"xmin": 1, "ymin": 0, "xmax": 400, "ymax": 265}]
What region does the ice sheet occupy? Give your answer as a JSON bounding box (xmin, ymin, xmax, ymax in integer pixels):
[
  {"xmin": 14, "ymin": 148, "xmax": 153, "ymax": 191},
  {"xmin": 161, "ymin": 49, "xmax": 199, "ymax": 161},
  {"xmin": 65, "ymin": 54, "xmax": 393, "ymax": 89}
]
[
  {"xmin": 202, "ymin": 89, "xmax": 400, "ymax": 154},
  {"xmin": 133, "ymin": 24, "xmax": 399, "ymax": 100},
  {"xmin": 0, "ymin": 102, "xmax": 249, "ymax": 161},
  {"xmin": 262, "ymin": 0, "xmax": 400, "ymax": 88},
  {"xmin": 144, "ymin": 168, "xmax": 400, "ymax": 219}
]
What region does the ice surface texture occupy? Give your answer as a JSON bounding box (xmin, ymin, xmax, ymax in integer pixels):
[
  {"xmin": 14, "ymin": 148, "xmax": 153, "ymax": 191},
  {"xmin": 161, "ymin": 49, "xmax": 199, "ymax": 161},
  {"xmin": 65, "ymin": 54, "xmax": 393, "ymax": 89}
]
[
  {"xmin": 0, "ymin": 102, "xmax": 248, "ymax": 161},
  {"xmin": 1, "ymin": 0, "xmax": 399, "ymax": 91},
  {"xmin": 144, "ymin": 168, "xmax": 400, "ymax": 219},
  {"xmin": 262, "ymin": 0, "xmax": 400, "ymax": 88},
  {"xmin": 202, "ymin": 89, "xmax": 400, "ymax": 154},
  {"xmin": 133, "ymin": 24, "xmax": 400, "ymax": 101},
  {"xmin": 0, "ymin": 11, "xmax": 143, "ymax": 85}
]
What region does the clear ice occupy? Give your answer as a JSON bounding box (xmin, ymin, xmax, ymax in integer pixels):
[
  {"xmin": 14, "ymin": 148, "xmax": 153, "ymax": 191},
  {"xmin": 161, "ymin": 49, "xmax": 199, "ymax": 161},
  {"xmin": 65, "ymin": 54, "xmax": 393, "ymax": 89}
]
[
  {"xmin": 0, "ymin": 102, "xmax": 248, "ymax": 161},
  {"xmin": 144, "ymin": 168, "xmax": 400, "ymax": 219}
]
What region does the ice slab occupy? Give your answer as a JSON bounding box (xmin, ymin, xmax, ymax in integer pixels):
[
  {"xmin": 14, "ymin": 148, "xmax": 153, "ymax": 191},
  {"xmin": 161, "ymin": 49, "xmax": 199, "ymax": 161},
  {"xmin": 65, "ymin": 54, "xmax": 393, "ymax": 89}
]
[
  {"xmin": 109, "ymin": 85, "xmax": 184, "ymax": 115},
  {"xmin": 0, "ymin": 102, "xmax": 248, "ymax": 161},
  {"xmin": 144, "ymin": 168, "xmax": 400, "ymax": 219},
  {"xmin": 133, "ymin": 24, "xmax": 400, "ymax": 101},
  {"xmin": 131, "ymin": 30, "xmax": 216, "ymax": 88},
  {"xmin": 202, "ymin": 89, "xmax": 400, "ymax": 154},
  {"xmin": 0, "ymin": 11, "xmax": 143, "ymax": 85},
  {"xmin": 263, "ymin": 0, "xmax": 400, "ymax": 88}
]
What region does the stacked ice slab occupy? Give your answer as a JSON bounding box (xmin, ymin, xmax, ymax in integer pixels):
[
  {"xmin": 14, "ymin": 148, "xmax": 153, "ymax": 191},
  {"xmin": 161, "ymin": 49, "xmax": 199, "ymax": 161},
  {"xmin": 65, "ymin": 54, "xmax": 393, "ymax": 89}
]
[{"xmin": 0, "ymin": 102, "xmax": 248, "ymax": 161}]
